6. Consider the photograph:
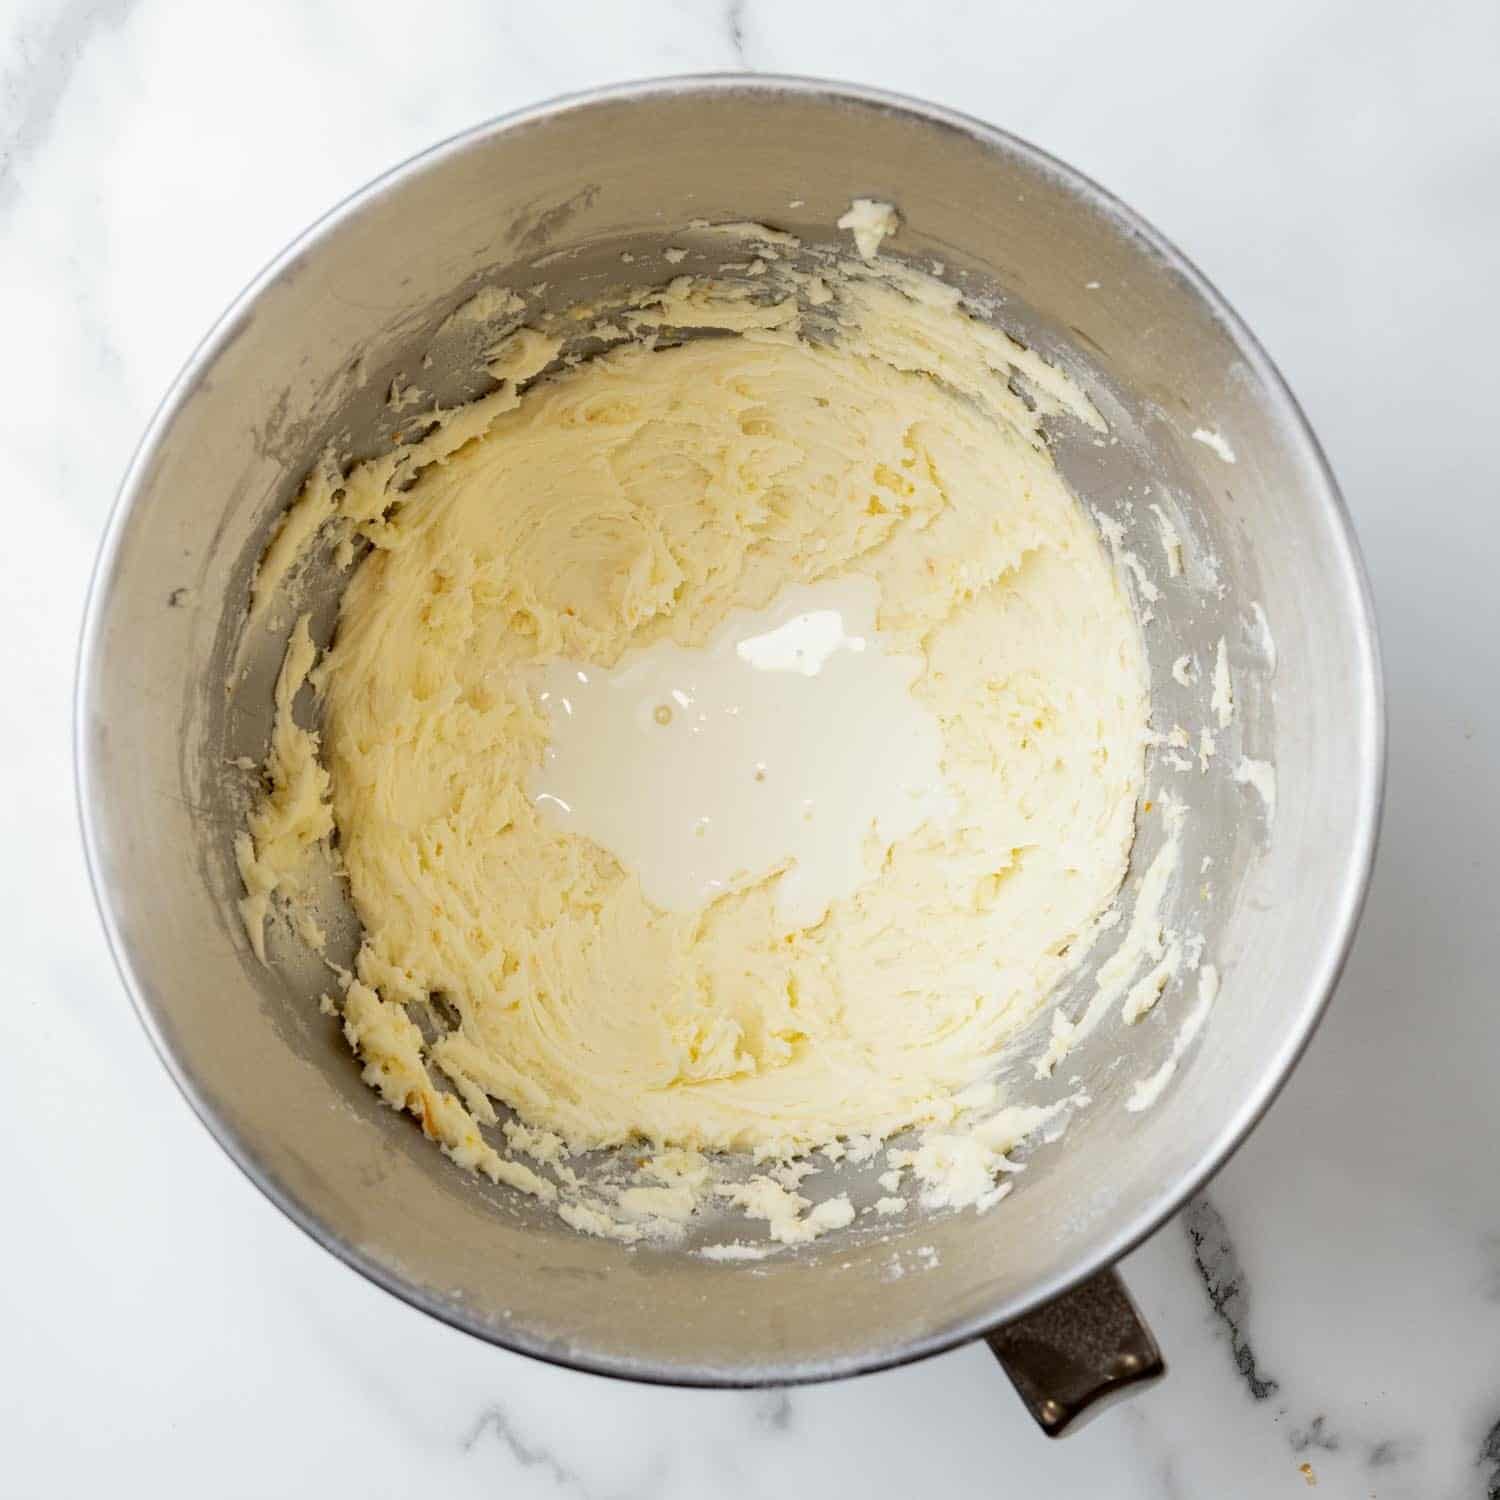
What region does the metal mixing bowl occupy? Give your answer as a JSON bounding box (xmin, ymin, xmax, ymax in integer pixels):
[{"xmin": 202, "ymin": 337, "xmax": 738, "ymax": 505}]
[{"xmin": 76, "ymin": 76, "xmax": 1383, "ymax": 1426}]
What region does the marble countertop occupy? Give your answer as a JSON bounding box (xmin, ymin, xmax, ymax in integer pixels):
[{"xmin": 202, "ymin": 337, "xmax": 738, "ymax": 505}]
[{"xmin": 4, "ymin": 1, "xmax": 1498, "ymax": 1494}]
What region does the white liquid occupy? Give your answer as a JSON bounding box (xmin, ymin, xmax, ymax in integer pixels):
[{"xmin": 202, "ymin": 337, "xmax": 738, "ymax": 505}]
[{"xmin": 531, "ymin": 576, "xmax": 952, "ymax": 927}]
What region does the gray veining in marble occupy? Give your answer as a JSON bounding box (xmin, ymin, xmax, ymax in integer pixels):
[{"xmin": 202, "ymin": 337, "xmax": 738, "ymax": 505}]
[
  {"xmin": 0, "ymin": 0, "xmax": 139, "ymax": 217},
  {"xmin": 1183, "ymin": 1197, "xmax": 1279, "ymax": 1403}
]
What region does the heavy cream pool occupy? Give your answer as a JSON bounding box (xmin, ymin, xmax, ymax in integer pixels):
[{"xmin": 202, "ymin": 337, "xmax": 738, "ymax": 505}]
[
  {"xmin": 235, "ymin": 208, "xmax": 1165, "ymax": 1247},
  {"xmin": 533, "ymin": 575, "xmax": 951, "ymax": 928}
]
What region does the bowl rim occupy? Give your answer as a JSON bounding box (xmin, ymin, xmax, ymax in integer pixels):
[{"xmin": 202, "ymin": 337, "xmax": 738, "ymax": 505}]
[{"xmin": 75, "ymin": 71, "xmax": 1387, "ymax": 1389}]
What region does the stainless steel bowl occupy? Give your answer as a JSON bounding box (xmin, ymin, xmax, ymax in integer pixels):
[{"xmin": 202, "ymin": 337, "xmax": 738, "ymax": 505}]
[{"xmin": 76, "ymin": 76, "xmax": 1383, "ymax": 1421}]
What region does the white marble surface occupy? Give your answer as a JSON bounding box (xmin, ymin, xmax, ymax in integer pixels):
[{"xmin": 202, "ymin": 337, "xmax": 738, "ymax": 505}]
[{"xmin": 3, "ymin": 1, "xmax": 1498, "ymax": 1494}]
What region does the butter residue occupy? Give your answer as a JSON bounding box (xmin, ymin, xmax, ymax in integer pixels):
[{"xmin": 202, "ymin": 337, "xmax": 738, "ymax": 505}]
[
  {"xmin": 1149, "ymin": 502, "xmax": 1184, "ymax": 577},
  {"xmin": 715, "ymin": 1179, "xmax": 856, "ymax": 1246},
  {"xmin": 1211, "ymin": 636, "xmax": 1235, "ymax": 728},
  {"xmin": 441, "ymin": 284, "xmax": 524, "ymax": 331},
  {"xmin": 1250, "ymin": 600, "xmax": 1277, "ymax": 672},
  {"xmin": 698, "ymin": 1241, "xmax": 771, "ymax": 1262},
  {"xmin": 1234, "ymin": 756, "xmax": 1277, "ymax": 820},
  {"xmin": 837, "ymin": 198, "xmax": 901, "ymax": 261},
  {"xmin": 1127, "ymin": 963, "xmax": 1219, "ymax": 1112},
  {"xmin": 233, "ymin": 615, "xmax": 331, "ymax": 960},
  {"xmin": 1034, "ymin": 795, "xmax": 1188, "ymax": 1080},
  {"xmin": 689, "ymin": 217, "xmax": 799, "ymax": 249},
  {"xmin": 1191, "ymin": 427, "xmax": 1236, "ymax": 464},
  {"xmin": 1096, "ymin": 511, "xmax": 1161, "ymax": 618},
  {"xmin": 232, "ymin": 211, "xmax": 1190, "ymax": 1245},
  {"xmin": 889, "ymin": 1101, "xmax": 1070, "ymax": 1212}
]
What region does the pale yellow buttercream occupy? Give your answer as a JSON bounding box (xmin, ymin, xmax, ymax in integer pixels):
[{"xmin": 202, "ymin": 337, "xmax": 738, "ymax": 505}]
[{"xmin": 238, "ymin": 235, "xmax": 1153, "ymax": 1235}]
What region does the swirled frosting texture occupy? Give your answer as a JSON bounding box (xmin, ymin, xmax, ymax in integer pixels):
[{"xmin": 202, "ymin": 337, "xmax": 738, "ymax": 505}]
[{"xmin": 237, "ymin": 239, "xmax": 1151, "ymax": 1238}]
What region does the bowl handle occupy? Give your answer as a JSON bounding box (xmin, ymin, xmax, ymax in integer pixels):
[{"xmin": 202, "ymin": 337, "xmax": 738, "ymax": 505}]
[{"xmin": 985, "ymin": 1267, "xmax": 1164, "ymax": 1436}]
